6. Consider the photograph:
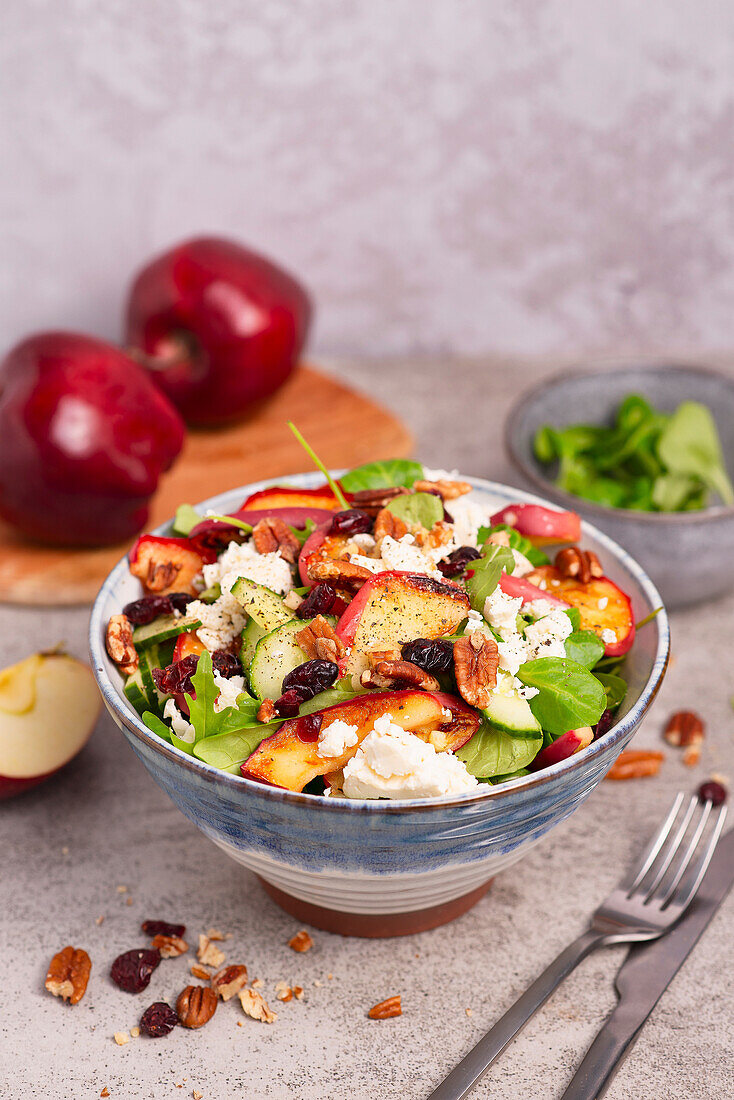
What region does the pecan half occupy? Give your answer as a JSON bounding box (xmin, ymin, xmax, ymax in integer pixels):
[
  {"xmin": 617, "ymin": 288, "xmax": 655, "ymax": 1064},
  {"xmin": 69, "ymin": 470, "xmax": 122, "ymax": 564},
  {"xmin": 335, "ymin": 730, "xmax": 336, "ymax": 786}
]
[
  {"xmin": 151, "ymin": 934, "xmax": 188, "ymax": 958},
  {"xmin": 239, "ymin": 987, "xmax": 277, "ymax": 1023},
  {"xmin": 211, "ymin": 964, "xmax": 248, "ymax": 1001},
  {"xmin": 349, "ymin": 486, "xmax": 411, "ymax": 514},
  {"xmin": 256, "ymin": 699, "xmax": 277, "ymax": 723},
  {"xmin": 414, "ymin": 478, "xmax": 472, "ymax": 500},
  {"xmin": 361, "ymin": 659, "xmax": 439, "ymax": 692},
  {"xmin": 295, "ymin": 616, "xmax": 347, "ymax": 662},
  {"xmin": 176, "ymin": 985, "xmax": 218, "ymax": 1029},
  {"xmin": 374, "ymin": 507, "xmax": 408, "ymax": 542},
  {"xmin": 663, "ymin": 710, "xmax": 705, "ymax": 747},
  {"xmin": 45, "ymin": 946, "xmax": 91, "ymax": 1005},
  {"xmin": 288, "ymin": 929, "xmax": 314, "ymax": 953},
  {"xmin": 606, "ymin": 749, "xmax": 664, "ymax": 781},
  {"xmin": 106, "ymin": 615, "xmax": 138, "ymax": 675},
  {"xmin": 453, "ymin": 635, "xmax": 499, "ymax": 708},
  {"xmin": 368, "ymin": 995, "xmax": 402, "ymax": 1019},
  {"xmin": 252, "ymin": 517, "xmax": 300, "ymax": 564},
  {"xmin": 554, "ymin": 547, "xmax": 603, "ymax": 583},
  {"xmin": 307, "ymin": 557, "xmax": 374, "ymax": 592}
]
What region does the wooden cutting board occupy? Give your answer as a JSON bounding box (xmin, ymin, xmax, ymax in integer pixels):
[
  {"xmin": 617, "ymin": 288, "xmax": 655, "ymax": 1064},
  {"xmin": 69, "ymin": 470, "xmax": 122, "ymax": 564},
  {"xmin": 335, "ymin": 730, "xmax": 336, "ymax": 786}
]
[{"xmin": 0, "ymin": 365, "xmax": 413, "ymax": 606}]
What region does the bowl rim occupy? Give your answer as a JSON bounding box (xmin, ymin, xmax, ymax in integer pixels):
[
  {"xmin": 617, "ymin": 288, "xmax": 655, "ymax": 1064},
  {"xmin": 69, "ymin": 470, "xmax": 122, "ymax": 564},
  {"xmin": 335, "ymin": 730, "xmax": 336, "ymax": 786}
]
[
  {"xmin": 89, "ymin": 471, "xmax": 670, "ymax": 815},
  {"xmin": 505, "ymin": 361, "xmax": 734, "ymax": 524}
]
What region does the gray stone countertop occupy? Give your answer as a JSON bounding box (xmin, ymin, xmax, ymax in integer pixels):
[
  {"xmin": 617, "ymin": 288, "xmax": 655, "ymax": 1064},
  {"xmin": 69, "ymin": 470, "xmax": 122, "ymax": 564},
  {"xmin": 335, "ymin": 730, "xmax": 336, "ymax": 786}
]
[{"xmin": 2, "ymin": 357, "xmax": 732, "ymax": 1100}]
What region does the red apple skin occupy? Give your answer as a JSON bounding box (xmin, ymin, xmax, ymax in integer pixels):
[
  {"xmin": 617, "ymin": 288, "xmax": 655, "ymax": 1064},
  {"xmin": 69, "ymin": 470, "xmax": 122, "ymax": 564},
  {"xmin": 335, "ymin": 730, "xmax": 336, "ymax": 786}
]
[
  {"xmin": 125, "ymin": 237, "xmax": 312, "ymax": 426},
  {"xmin": 0, "ymin": 333, "xmax": 185, "ymax": 546},
  {"xmin": 490, "ymin": 503, "xmax": 581, "ymax": 544},
  {"xmin": 0, "ymin": 772, "xmax": 55, "ymax": 799},
  {"xmin": 530, "ymin": 728, "xmax": 593, "ymax": 771},
  {"xmin": 497, "ymin": 572, "xmax": 570, "ymax": 608}
]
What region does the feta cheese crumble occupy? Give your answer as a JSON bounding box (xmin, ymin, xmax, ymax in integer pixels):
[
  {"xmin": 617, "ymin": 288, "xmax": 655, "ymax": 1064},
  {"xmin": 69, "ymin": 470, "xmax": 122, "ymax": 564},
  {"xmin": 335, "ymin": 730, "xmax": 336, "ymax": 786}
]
[
  {"xmin": 317, "ymin": 719, "xmax": 360, "ymax": 759},
  {"xmin": 341, "ymin": 714, "xmax": 478, "ymax": 799},
  {"xmin": 511, "ymin": 549, "xmax": 534, "ymax": 577},
  {"xmin": 484, "ymin": 588, "xmax": 523, "ymax": 637},
  {"xmin": 524, "ymin": 608, "xmax": 573, "ymax": 660},
  {"xmin": 601, "ymin": 628, "xmax": 617, "ymax": 645},
  {"xmin": 203, "ymin": 540, "xmax": 293, "ymax": 597},
  {"xmin": 213, "ymin": 672, "xmax": 246, "ymax": 712},
  {"xmin": 163, "ymin": 699, "xmax": 195, "ymax": 743},
  {"xmin": 379, "ymin": 534, "xmax": 443, "ymax": 579},
  {"xmin": 187, "ymin": 591, "xmax": 247, "ymax": 652},
  {"xmin": 445, "ymin": 496, "xmax": 489, "ymax": 549}
]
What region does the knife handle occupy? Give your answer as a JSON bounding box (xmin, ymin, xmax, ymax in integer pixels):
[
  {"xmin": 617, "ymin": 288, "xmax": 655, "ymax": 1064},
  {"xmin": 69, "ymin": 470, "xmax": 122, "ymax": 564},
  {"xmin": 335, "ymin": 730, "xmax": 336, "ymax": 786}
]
[
  {"xmin": 426, "ymin": 929, "xmax": 605, "ymax": 1100},
  {"xmin": 561, "ymin": 1007, "xmax": 643, "ymax": 1100}
]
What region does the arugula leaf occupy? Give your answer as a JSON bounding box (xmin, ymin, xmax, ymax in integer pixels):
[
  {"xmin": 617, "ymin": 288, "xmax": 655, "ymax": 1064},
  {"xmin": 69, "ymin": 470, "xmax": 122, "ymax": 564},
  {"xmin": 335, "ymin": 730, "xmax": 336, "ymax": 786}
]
[
  {"xmin": 635, "ymin": 606, "xmax": 662, "ymax": 630},
  {"xmin": 193, "ymin": 724, "xmax": 277, "ymax": 774},
  {"xmin": 564, "ymin": 629, "xmax": 605, "ymax": 669},
  {"xmin": 182, "ymin": 651, "xmax": 259, "ymax": 743},
  {"xmin": 465, "ymin": 544, "xmax": 515, "ymax": 612},
  {"xmin": 171, "ymin": 504, "xmax": 203, "ymax": 536},
  {"xmin": 142, "ymin": 711, "xmax": 173, "ymax": 742},
  {"xmin": 386, "ymin": 492, "xmax": 443, "ymax": 529},
  {"xmin": 657, "ymin": 401, "xmax": 734, "ymax": 505},
  {"xmin": 478, "ymin": 524, "xmax": 549, "ymax": 566},
  {"xmin": 517, "ymin": 656, "xmax": 607, "ymax": 736},
  {"xmin": 287, "ymin": 421, "xmax": 349, "ymax": 508},
  {"xmin": 594, "ymin": 672, "xmax": 627, "ymax": 710},
  {"xmin": 204, "ymin": 513, "xmax": 253, "ymax": 534},
  {"xmin": 287, "ymin": 518, "xmax": 316, "ymax": 546},
  {"xmin": 339, "ymin": 459, "xmax": 424, "ymax": 493},
  {"xmin": 456, "ymin": 721, "xmax": 542, "ymax": 778}
]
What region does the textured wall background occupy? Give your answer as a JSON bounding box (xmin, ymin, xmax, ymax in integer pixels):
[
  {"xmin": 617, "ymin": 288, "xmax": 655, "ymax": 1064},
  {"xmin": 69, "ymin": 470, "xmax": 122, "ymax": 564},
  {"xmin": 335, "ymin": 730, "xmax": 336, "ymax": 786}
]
[{"xmin": 3, "ymin": 0, "xmax": 734, "ymax": 361}]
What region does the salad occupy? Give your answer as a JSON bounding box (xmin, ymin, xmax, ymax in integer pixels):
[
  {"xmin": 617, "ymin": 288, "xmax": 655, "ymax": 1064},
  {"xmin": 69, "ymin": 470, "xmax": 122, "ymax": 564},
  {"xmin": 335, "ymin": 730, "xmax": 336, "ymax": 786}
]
[{"xmin": 106, "ymin": 445, "xmax": 642, "ymax": 801}]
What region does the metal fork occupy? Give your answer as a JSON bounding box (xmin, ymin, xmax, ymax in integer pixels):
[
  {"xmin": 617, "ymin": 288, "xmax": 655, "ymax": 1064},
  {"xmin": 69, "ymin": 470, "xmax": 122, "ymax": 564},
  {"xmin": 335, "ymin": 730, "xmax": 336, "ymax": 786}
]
[{"xmin": 427, "ymin": 792, "xmax": 727, "ymax": 1100}]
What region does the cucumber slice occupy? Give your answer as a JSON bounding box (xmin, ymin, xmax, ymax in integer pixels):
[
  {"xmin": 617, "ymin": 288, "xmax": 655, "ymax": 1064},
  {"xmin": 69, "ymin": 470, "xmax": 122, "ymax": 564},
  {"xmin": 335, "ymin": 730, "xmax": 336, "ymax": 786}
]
[
  {"xmin": 240, "ymin": 619, "xmax": 267, "ymax": 670},
  {"xmin": 132, "ymin": 614, "xmax": 201, "ymax": 649},
  {"xmin": 138, "ymin": 645, "xmax": 169, "ymax": 715},
  {"xmin": 249, "ymin": 620, "xmax": 313, "ymax": 700},
  {"xmin": 123, "ymin": 669, "xmax": 151, "ymax": 716},
  {"xmin": 198, "ymin": 584, "xmax": 221, "ymax": 603},
  {"xmin": 230, "ymin": 578, "xmax": 296, "ymax": 633},
  {"xmin": 483, "ymin": 691, "xmax": 541, "ymax": 737}
]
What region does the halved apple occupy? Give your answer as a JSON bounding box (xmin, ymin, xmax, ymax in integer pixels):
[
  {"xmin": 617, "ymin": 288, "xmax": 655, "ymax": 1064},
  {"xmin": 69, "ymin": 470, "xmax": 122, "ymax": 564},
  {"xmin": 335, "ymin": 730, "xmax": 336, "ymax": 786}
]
[
  {"xmin": 337, "ymin": 572, "xmax": 470, "ymax": 676},
  {"xmin": 242, "ymin": 689, "xmax": 479, "ymax": 792},
  {"xmin": 0, "ymin": 653, "xmax": 101, "ymax": 798}
]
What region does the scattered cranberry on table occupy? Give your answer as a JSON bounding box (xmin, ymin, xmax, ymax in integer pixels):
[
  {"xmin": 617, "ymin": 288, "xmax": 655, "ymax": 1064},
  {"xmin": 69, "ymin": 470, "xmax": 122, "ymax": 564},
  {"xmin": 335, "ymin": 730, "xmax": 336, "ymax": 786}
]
[
  {"xmin": 110, "ymin": 948, "xmax": 161, "ymax": 993},
  {"xmin": 698, "ymin": 780, "xmax": 728, "ymax": 806}
]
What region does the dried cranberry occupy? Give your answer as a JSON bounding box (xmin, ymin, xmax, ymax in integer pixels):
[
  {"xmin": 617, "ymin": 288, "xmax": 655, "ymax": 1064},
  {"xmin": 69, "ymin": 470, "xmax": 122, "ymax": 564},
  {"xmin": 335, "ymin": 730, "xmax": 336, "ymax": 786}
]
[
  {"xmin": 168, "ymin": 592, "xmax": 196, "ymax": 615},
  {"xmin": 328, "ymin": 509, "xmax": 374, "ymax": 536},
  {"xmin": 152, "ymin": 655, "xmax": 199, "ymax": 695},
  {"xmin": 212, "ymin": 652, "xmax": 243, "ymax": 679},
  {"xmin": 274, "ymin": 688, "xmax": 308, "ymax": 717},
  {"xmin": 296, "ymin": 583, "xmax": 345, "ymax": 620},
  {"xmin": 123, "ymin": 595, "xmax": 172, "ymax": 625},
  {"xmin": 594, "ymin": 709, "xmax": 616, "ymax": 739},
  {"xmin": 140, "ymin": 1001, "xmax": 179, "ymax": 1037},
  {"xmin": 438, "ymin": 546, "xmax": 481, "ymax": 578},
  {"xmin": 110, "ymin": 948, "xmax": 161, "ymax": 993},
  {"xmin": 698, "ymin": 780, "xmax": 728, "ymax": 806},
  {"xmin": 282, "ymin": 660, "xmax": 339, "ymax": 696},
  {"xmin": 401, "ymin": 638, "xmax": 454, "ymax": 675},
  {"xmin": 141, "ymin": 919, "xmax": 186, "ymax": 938}
]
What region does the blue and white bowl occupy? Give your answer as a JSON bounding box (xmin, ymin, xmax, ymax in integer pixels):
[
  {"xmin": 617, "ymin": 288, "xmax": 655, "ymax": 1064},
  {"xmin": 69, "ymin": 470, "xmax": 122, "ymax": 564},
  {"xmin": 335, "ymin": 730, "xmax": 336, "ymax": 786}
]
[{"xmin": 89, "ymin": 474, "xmax": 669, "ymax": 937}]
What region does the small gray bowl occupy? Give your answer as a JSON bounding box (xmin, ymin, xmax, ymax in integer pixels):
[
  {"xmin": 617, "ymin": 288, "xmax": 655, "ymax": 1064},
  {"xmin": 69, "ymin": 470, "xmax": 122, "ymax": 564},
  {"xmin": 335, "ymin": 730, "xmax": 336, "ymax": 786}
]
[{"xmin": 505, "ymin": 362, "xmax": 734, "ymax": 609}]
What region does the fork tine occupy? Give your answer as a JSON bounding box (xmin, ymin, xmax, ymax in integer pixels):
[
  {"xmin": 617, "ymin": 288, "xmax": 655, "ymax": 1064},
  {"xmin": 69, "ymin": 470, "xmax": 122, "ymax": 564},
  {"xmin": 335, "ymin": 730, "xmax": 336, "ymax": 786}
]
[
  {"xmin": 665, "ymin": 804, "xmax": 728, "ymax": 912},
  {"xmin": 654, "ymin": 800, "xmax": 711, "ymax": 905},
  {"xmin": 639, "ymin": 794, "xmax": 697, "ymax": 901},
  {"xmin": 625, "ymin": 792, "xmax": 685, "ymax": 894}
]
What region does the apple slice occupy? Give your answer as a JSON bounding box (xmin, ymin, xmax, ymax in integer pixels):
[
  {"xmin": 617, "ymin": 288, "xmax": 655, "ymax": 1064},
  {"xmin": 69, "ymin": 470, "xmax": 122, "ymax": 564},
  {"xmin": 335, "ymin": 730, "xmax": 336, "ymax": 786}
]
[
  {"xmin": 490, "ymin": 503, "xmax": 581, "ymax": 544},
  {"xmin": 530, "ymin": 727, "xmax": 594, "ymax": 771},
  {"xmin": 241, "ymin": 485, "xmax": 342, "ymax": 511},
  {"xmin": 337, "ymin": 572, "xmax": 470, "ymax": 676},
  {"xmin": 0, "ymin": 654, "xmax": 101, "ymax": 799},
  {"xmin": 525, "ymin": 566, "xmax": 635, "ymax": 657},
  {"xmin": 498, "ymin": 572, "xmax": 570, "ymax": 609},
  {"xmin": 129, "ymin": 535, "xmax": 207, "ymax": 595},
  {"xmin": 242, "ymin": 689, "xmax": 477, "ymax": 792}
]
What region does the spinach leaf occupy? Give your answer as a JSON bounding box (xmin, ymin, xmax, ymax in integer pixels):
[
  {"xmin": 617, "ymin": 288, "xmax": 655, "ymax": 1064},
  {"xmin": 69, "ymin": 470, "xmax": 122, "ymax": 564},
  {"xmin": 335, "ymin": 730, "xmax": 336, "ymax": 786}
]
[
  {"xmin": 486, "ymin": 767, "xmax": 530, "ymax": 785},
  {"xmin": 386, "ymin": 492, "xmax": 443, "ymax": 529},
  {"xmin": 171, "ymin": 503, "xmax": 203, "ymax": 536},
  {"xmin": 564, "ymin": 630, "xmax": 605, "ymax": 669},
  {"xmin": 656, "ymin": 401, "xmax": 734, "ymax": 505},
  {"xmin": 478, "ymin": 524, "xmax": 549, "ymax": 566},
  {"xmin": 651, "ymin": 473, "xmax": 701, "ymax": 512},
  {"xmin": 594, "ymin": 672, "xmax": 627, "ymax": 710},
  {"xmin": 142, "ymin": 711, "xmax": 172, "ymax": 743},
  {"xmin": 456, "ymin": 721, "xmax": 542, "ymax": 778},
  {"xmin": 194, "ymin": 724, "xmax": 278, "ymax": 774},
  {"xmin": 340, "ymin": 459, "xmax": 424, "ymax": 492},
  {"xmin": 517, "ymin": 656, "xmax": 607, "ymax": 736},
  {"xmin": 564, "ymin": 607, "xmax": 581, "ymax": 631},
  {"xmin": 465, "ymin": 545, "xmax": 515, "ymax": 612}
]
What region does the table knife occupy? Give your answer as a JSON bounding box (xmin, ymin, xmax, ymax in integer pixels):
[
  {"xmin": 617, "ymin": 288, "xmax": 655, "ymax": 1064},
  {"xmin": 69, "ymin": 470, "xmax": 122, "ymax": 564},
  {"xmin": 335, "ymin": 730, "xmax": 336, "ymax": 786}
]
[{"xmin": 562, "ymin": 826, "xmax": 734, "ymax": 1099}]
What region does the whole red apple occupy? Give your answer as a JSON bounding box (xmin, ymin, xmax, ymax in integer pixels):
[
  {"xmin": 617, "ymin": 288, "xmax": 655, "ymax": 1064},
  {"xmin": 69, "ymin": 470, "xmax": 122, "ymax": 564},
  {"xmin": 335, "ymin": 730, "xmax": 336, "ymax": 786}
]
[
  {"xmin": 0, "ymin": 332, "xmax": 185, "ymax": 546},
  {"xmin": 125, "ymin": 237, "xmax": 312, "ymax": 426}
]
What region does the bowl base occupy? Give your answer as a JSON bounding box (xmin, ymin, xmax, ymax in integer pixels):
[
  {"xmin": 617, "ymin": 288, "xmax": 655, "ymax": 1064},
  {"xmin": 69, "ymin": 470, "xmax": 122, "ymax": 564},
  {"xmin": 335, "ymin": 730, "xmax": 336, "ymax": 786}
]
[{"xmin": 257, "ymin": 876, "xmax": 494, "ymax": 937}]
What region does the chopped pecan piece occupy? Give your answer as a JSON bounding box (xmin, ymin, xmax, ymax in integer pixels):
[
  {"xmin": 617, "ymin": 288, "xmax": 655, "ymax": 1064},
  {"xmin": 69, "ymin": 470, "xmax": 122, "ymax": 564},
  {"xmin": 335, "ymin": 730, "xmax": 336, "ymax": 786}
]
[
  {"xmin": 288, "ymin": 929, "xmax": 314, "ymax": 953},
  {"xmin": 151, "ymin": 934, "xmax": 188, "ymax": 958},
  {"xmin": 414, "ymin": 478, "xmax": 472, "ymax": 500},
  {"xmin": 211, "ymin": 964, "xmax": 248, "ymax": 1001},
  {"xmin": 413, "ymin": 520, "xmax": 454, "ymax": 550},
  {"xmin": 294, "ymin": 616, "xmax": 347, "ymax": 662},
  {"xmin": 190, "ymin": 964, "xmax": 211, "ymax": 981},
  {"xmin": 368, "ymin": 995, "xmax": 402, "ymax": 1019},
  {"xmin": 663, "ymin": 710, "xmax": 705, "ymax": 747},
  {"xmin": 374, "ymin": 507, "xmax": 408, "ymax": 542},
  {"xmin": 275, "ymin": 980, "xmax": 293, "ymax": 1002},
  {"xmin": 176, "ymin": 985, "xmax": 218, "ymax": 1029},
  {"xmin": 554, "ymin": 547, "xmax": 603, "ymax": 583},
  {"xmin": 106, "ymin": 615, "xmax": 138, "ymax": 676},
  {"xmin": 45, "ymin": 946, "xmax": 91, "ymax": 1005},
  {"xmin": 453, "ymin": 635, "xmax": 499, "ymax": 708},
  {"xmin": 197, "ymin": 934, "xmax": 226, "ymax": 968},
  {"xmin": 307, "ymin": 557, "xmax": 374, "ymax": 592},
  {"xmin": 239, "ymin": 988, "xmax": 277, "ymax": 1023},
  {"xmin": 606, "ymin": 749, "xmax": 664, "ymax": 781},
  {"xmin": 252, "ymin": 517, "xmax": 300, "ymax": 564},
  {"xmin": 349, "ymin": 486, "xmax": 411, "ymax": 514},
  {"xmin": 361, "ymin": 659, "xmax": 439, "ymax": 692},
  {"xmin": 256, "ymin": 699, "xmax": 277, "ymax": 723}
]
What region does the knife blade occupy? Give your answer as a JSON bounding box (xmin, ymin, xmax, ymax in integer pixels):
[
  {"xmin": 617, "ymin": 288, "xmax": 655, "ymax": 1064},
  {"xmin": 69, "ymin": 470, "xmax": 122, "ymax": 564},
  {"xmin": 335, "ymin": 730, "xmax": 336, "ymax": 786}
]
[{"xmin": 562, "ymin": 826, "xmax": 734, "ymax": 1100}]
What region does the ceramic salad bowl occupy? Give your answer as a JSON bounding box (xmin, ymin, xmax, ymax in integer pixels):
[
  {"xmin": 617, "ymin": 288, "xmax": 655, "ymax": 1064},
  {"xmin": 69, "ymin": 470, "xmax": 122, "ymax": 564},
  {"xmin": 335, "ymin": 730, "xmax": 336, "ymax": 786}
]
[{"xmin": 89, "ymin": 473, "xmax": 669, "ymax": 937}]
